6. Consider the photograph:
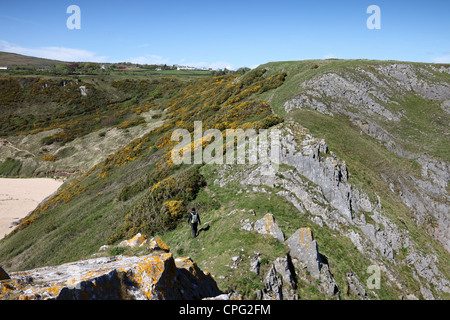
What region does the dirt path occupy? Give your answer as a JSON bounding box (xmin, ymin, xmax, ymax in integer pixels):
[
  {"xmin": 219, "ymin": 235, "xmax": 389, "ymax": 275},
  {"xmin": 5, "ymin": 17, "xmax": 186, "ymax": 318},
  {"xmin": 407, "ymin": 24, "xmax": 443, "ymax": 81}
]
[{"xmin": 0, "ymin": 139, "xmax": 36, "ymax": 157}]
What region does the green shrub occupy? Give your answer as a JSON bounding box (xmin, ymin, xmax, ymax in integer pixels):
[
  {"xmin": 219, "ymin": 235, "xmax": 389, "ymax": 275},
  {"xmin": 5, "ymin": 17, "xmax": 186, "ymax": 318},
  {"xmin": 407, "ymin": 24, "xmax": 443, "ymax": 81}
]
[
  {"xmin": 118, "ymin": 173, "xmax": 157, "ymax": 201},
  {"xmin": 254, "ymin": 115, "xmax": 284, "ymax": 129},
  {"xmin": 109, "ymin": 246, "xmax": 127, "ymax": 256},
  {"xmin": 109, "ymin": 165, "xmax": 206, "ymax": 244},
  {"xmin": 152, "ymin": 90, "xmax": 162, "ymax": 99},
  {"xmin": 41, "ymin": 136, "xmax": 56, "ymax": 145}
]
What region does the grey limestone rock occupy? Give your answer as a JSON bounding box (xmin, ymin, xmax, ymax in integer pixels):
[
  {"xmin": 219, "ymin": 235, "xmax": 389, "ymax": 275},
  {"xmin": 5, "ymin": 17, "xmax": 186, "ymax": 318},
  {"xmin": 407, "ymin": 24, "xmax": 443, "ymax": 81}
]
[
  {"xmin": 286, "ymin": 228, "xmax": 339, "ymax": 297},
  {"xmin": 346, "ymin": 272, "xmax": 368, "ymax": 300},
  {"xmin": 282, "ymin": 63, "xmax": 450, "ymax": 252},
  {"xmin": 261, "ymin": 264, "xmax": 283, "ymax": 300},
  {"xmin": 259, "ymin": 256, "xmax": 298, "ymax": 300},
  {"xmin": 253, "ymin": 213, "xmax": 285, "ymax": 242},
  {"xmin": 286, "ymin": 228, "xmax": 322, "ymax": 279},
  {"xmin": 250, "ymin": 254, "xmax": 261, "ymax": 275}
]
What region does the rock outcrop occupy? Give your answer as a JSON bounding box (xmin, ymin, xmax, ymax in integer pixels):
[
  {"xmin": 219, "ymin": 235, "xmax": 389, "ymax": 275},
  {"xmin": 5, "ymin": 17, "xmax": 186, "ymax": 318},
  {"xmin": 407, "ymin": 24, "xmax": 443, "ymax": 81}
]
[
  {"xmin": 149, "ymin": 235, "xmax": 171, "ymax": 252},
  {"xmin": 259, "ymin": 256, "xmax": 297, "ymax": 300},
  {"xmin": 239, "ymin": 211, "xmax": 339, "ymax": 298},
  {"xmin": 241, "ymin": 213, "xmax": 285, "ymax": 242},
  {"xmin": 118, "ymin": 232, "xmax": 148, "ymax": 248},
  {"xmin": 213, "ymin": 121, "xmax": 449, "ymax": 299},
  {"xmin": 282, "ymin": 64, "xmax": 450, "ymax": 251},
  {"xmin": 252, "ymin": 253, "xmax": 298, "ymax": 300},
  {"xmin": 286, "ymin": 228, "xmax": 322, "ymax": 278},
  {"xmin": 287, "ymin": 228, "xmax": 340, "ymax": 297},
  {"xmin": 0, "ymin": 236, "xmax": 222, "ymax": 300}
]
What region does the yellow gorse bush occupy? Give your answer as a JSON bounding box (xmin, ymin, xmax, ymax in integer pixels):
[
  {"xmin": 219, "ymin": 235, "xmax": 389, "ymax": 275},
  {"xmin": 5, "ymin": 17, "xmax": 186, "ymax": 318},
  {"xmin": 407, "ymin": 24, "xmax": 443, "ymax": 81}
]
[
  {"xmin": 162, "ymin": 200, "xmax": 185, "ymax": 218},
  {"xmin": 41, "ymin": 154, "xmax": 58, "ymax": 162}
]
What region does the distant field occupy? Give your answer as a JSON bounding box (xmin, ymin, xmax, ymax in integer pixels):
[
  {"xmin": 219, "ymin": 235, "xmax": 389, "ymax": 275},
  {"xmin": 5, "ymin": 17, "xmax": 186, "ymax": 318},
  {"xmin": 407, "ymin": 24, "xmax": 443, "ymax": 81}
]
[
  {"xmin": 0, "ymin": 51, "xmax": 215, "ymax": 79},
  {"xmin": 109, "ymin": 68, "xmax": 214, "ymax": 78}
]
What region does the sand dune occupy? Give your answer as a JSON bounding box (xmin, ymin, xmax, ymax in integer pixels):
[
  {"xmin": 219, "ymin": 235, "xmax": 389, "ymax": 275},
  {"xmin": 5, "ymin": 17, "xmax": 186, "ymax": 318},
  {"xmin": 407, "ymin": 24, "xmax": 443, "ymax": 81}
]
[{"xmin": 0, "ymin": 178, "xmax": 64, "ymax": 239}]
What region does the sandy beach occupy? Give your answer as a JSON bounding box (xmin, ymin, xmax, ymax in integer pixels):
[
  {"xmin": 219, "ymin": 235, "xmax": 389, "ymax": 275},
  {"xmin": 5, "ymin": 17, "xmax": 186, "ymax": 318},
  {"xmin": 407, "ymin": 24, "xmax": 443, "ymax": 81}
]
[{"xmin": 0, "ymin": 178, "xmax": 64, "ymax": 239}]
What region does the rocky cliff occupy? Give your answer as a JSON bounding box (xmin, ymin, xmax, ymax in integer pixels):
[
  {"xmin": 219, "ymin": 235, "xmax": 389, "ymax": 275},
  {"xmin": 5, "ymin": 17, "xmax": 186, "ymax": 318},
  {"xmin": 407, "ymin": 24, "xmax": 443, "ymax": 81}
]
[
  {"xmin": 282, "ymin": 63, "xmax": 450, "ymax": 251},
  {"xmin": 213, "ymin": 120, "xmax": 449, "ymax": 299},
  {"xmin": 238, "ymin": 212, "xmax": 339, "ymax": 299}
]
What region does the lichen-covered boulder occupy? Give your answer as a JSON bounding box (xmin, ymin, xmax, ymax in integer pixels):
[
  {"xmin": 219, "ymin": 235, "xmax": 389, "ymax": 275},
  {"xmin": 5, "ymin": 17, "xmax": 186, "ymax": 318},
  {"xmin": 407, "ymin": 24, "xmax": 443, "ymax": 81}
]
[
  {"xmin": 1, "ymin": 239, "xmax": 222, "ymax": 300},
  {"xmin": 286, "ymin": 228, "xmax": 321, "ymax": 278},
  {"xmin": 253, "ymin": 213, "xmax": 285, "ymax": 242},
  {"xmin": 149, "ymin": 235, "xmax": 170, "ymax": 252},
  {"xmin": 118, "ymin": 233, "xmax": 148, "ymax": 248}
]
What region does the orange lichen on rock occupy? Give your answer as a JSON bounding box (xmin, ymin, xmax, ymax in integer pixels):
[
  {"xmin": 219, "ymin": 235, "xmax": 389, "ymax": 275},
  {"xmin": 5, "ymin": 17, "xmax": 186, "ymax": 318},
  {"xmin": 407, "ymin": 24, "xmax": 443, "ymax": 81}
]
[
  {"xmin": 286, "ymin": 227, "xmax": 322, "ymax": 278},
  {"xmin": 2, "ymin": 236, "xmax": 222, "ymax": 300},
  {"xmin": 118, "ymin": 232, "xmax": 148, "ymax": 248},
  {"xmin": 253, "ymin": 213, "xmax": 285, "ymax": 242},
  {"xmin": 149, "ymin": 235, "xmax": 170, "ymax": 252},
  {"xmin": 297, "ymin": 227, "xmax": 313, "ymax": 248}
]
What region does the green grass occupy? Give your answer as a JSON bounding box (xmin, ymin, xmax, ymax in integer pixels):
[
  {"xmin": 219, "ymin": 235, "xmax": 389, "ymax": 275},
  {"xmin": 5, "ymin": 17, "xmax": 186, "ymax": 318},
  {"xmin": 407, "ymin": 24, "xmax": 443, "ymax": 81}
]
[
  {"xmin": 155, "ymin": 163, "xmax": 392, "ymax": 299},
  {"xmin": 0, "ymin": 51, "xmax": 66, "ymax": 66},
  {"xmin": 0, "ymin": 157, "xmax": 22, "ymax": 177},
  {"xmin": 162, "ymin": 184, "xmax": 289, "ymax": 296},
  {"xmin": 382, "ymin": 94, "xmax": 449, "ymax": 162},
  {"xmin": 257, "ymin": 59, "xmax": 395, "ymax": 115}
]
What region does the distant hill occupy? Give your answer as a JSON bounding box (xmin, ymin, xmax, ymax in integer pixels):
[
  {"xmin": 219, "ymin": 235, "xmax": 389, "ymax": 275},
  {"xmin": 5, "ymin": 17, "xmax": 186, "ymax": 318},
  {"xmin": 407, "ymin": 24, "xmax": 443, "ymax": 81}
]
[{"xmin": 0, "ymin": 52, "xmax": 67, "ymax": 66}]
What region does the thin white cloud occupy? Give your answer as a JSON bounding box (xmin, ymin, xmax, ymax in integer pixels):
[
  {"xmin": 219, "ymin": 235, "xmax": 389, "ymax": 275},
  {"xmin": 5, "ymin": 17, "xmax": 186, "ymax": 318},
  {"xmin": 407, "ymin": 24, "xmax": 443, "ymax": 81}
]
[
  {"xmin": 323, "ymin": 53, "xmax": 337, "ymax": 59},
  {"xmin": 0, "ymin": 40, "xmax": 107, "ymax": 62},
  {"xmin": 0, "ymin": 14, "xmax": 39, "ymax": 26},
  {"xmin": 432, "ymin": 55, "xmax": 450, "ymax": 63},
  {"xmin": 129, "ymin": 54, "xmax": 169, "ymax": 65},
  {"xmin": 0, "ymin": 41, "xmax": 237, "ymax": 69},
  {"xmin": 182, "ymin": 60, "xmax": 235, "ymax": 70}
]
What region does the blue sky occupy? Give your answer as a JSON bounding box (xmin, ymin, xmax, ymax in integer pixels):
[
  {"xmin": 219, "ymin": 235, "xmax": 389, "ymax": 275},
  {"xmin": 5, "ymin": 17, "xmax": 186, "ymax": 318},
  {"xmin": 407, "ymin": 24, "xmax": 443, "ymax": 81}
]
[{"xmin": 1, "ymin": 0, "xmax": 449, "ymax": 69}]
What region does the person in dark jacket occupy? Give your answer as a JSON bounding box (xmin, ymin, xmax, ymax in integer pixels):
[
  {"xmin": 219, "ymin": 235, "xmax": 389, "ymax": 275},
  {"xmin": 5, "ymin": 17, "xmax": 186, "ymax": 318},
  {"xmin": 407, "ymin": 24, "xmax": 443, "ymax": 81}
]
[{"xmin": 187, "ymin": 208, "xmax": 201, "ymax": 238}]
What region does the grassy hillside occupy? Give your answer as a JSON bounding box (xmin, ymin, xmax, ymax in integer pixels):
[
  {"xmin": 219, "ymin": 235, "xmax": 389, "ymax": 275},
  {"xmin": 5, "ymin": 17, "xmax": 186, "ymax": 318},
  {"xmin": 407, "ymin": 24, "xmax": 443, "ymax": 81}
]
[
  {"xmin": 258, "ymin": 59, "xmax": 449, "ymax": 230},
  {"xmin": 0, "ymin": 59, "xmax": 448, "ymax": 299},
  {"xmin": 0, "ymin": 52, "xmax": 66, "ymax": 66},
  {"xmin": 163, "ymin": 163, "xmax": 394, "ymax": 299},
  {"xmin": 0, "ymin": 68, "xmax": 286, "ymax": 269}
]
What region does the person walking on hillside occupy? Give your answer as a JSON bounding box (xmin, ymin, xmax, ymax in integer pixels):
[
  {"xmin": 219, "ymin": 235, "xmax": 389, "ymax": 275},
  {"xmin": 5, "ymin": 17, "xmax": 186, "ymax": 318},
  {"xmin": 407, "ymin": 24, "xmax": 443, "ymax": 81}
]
[{"xmin": 187, "ymin": 208, "xmax": 201, "ymax": 238}]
